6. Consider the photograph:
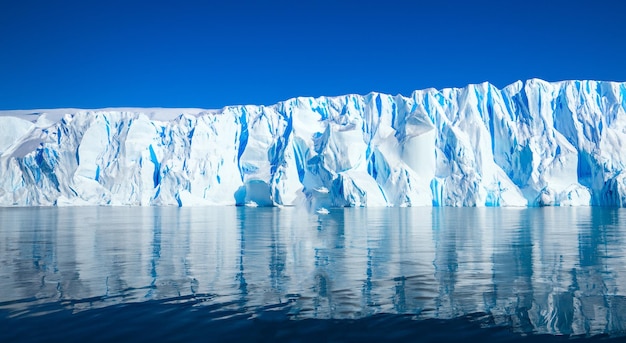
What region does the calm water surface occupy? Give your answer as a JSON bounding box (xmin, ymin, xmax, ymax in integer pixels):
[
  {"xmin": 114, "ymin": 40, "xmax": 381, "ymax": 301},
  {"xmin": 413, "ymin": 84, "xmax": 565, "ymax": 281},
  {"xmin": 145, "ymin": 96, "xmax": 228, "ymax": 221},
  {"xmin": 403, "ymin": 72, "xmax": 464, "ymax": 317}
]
[{"xmin": 1, "ymin": 207, "xmax": 625, "ymax": 342}]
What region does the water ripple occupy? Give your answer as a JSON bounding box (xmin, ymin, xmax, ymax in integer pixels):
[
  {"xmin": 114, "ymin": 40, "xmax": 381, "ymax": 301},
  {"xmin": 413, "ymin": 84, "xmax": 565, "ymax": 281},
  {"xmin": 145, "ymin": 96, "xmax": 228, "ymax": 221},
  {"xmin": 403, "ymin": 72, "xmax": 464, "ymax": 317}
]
[{"xmin": 1, "ymin": 207, "xmax": 626, "ymax": 341}]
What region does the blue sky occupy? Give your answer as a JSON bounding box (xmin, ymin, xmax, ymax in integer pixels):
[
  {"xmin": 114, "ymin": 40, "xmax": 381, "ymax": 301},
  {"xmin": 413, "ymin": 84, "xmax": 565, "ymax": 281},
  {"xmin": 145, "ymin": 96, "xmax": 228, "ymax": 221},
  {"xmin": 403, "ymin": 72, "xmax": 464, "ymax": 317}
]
[{"xmin": 1, "ymin": 0, "xmax": 625, "ymax": 110}]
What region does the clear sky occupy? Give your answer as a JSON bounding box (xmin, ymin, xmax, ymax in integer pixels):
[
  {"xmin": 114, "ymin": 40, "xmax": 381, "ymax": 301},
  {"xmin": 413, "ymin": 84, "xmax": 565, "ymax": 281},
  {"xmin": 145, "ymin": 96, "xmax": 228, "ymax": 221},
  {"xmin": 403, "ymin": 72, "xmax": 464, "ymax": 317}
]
[{"xmin": 1, "ymin": 0, "xmax": 625, "ymax": 110}]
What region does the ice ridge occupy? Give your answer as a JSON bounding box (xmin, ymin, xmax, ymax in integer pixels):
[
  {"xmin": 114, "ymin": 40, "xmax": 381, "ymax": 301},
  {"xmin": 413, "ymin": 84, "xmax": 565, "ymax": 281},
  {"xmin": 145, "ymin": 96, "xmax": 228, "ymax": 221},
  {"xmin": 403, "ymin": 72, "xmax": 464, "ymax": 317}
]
[{"xmin": 1, "ymin": 79, "xmax": 625, "ymax": 207}]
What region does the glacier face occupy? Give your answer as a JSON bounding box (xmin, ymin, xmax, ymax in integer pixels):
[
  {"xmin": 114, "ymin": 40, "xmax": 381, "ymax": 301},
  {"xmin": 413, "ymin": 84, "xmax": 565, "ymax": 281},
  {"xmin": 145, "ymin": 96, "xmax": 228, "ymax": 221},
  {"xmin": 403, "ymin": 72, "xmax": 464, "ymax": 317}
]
[{"xmin": 1, "ymin": 79, "xmax": 626, "ymax": 207}]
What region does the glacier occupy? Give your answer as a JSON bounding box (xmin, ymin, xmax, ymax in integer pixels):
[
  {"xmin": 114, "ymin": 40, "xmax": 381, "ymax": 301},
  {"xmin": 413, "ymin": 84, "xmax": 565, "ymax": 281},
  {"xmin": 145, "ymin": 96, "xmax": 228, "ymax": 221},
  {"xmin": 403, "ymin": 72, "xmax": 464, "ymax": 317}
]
[{"xmin": 1, "ymin": 79, "xmax": 626, "ymax": 207}]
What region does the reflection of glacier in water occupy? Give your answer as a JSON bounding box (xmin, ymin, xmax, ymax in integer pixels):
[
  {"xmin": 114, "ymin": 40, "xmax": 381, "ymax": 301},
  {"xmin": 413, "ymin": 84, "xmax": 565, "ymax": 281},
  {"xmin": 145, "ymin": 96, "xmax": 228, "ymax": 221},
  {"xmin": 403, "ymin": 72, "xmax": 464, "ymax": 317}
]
[{"xmin": 1, "ymin": 207, "xmax": 626, "ymax": 338}]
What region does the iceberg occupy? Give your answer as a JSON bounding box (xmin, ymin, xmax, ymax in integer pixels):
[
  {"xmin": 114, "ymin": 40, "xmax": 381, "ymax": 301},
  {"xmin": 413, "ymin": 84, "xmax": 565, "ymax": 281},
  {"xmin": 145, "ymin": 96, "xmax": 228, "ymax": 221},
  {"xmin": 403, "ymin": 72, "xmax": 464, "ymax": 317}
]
[{"xmin": 1, "ymin": 79, "xmax": 625, "ymax": 207}]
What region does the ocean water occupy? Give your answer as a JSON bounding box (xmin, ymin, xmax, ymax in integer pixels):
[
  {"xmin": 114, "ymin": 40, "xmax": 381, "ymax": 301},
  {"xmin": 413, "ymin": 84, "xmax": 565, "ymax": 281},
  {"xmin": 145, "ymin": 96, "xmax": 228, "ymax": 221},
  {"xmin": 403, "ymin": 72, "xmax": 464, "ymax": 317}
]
[{"xmin": 1, "ymin": 206, "xmax": 625, "ymax": 342}]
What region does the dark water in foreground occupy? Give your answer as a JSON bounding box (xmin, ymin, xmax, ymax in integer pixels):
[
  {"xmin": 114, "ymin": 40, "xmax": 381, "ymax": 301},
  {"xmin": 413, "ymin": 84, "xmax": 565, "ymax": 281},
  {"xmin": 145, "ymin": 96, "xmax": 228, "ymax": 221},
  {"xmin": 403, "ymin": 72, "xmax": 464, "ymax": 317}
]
[{"xmin": 1, "ymin": 207, "xmax": 626, "ymax": 342}]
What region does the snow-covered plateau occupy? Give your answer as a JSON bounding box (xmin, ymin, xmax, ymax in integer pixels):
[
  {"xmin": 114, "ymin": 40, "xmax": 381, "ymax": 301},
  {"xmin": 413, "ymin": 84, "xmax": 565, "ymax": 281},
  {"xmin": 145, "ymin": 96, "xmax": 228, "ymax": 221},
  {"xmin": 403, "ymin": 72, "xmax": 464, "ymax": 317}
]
[{"xmin": 1, "ymin": 79, "xmax": 626, "ymax": 207}]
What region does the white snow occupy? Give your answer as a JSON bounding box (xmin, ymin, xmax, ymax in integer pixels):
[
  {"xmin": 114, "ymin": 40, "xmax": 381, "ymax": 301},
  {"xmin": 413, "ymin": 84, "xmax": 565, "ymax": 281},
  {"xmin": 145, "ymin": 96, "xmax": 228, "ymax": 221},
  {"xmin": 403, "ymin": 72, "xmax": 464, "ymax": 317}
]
[{"xmin": 1, "ymin": 79, "xmax": 625, "ymax": 207}]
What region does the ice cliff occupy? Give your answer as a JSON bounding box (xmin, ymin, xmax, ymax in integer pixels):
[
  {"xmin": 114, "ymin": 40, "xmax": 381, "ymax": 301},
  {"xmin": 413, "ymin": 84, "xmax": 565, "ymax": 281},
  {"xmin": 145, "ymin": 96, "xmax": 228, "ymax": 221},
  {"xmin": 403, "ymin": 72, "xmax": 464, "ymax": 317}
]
[{"xmin": 1, "ymin": 79, "xmax": 626, "ymax": 207}]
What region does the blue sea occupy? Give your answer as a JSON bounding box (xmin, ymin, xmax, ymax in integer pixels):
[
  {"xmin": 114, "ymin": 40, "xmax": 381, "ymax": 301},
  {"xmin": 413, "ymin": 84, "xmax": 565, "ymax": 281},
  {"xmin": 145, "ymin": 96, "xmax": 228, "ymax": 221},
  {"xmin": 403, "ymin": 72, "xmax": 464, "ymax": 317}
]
[{"xmin": 1, "ymin": 206, "xmax": 625, "ymax": 342}]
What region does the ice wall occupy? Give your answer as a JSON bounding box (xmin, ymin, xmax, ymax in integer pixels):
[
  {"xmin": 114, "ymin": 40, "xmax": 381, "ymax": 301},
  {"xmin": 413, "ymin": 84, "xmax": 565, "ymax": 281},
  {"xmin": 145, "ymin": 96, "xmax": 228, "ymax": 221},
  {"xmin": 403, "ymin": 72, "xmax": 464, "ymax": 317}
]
[{"xmin": 1, "ymin": 79, "xmax": 625, "ymax": 207}]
